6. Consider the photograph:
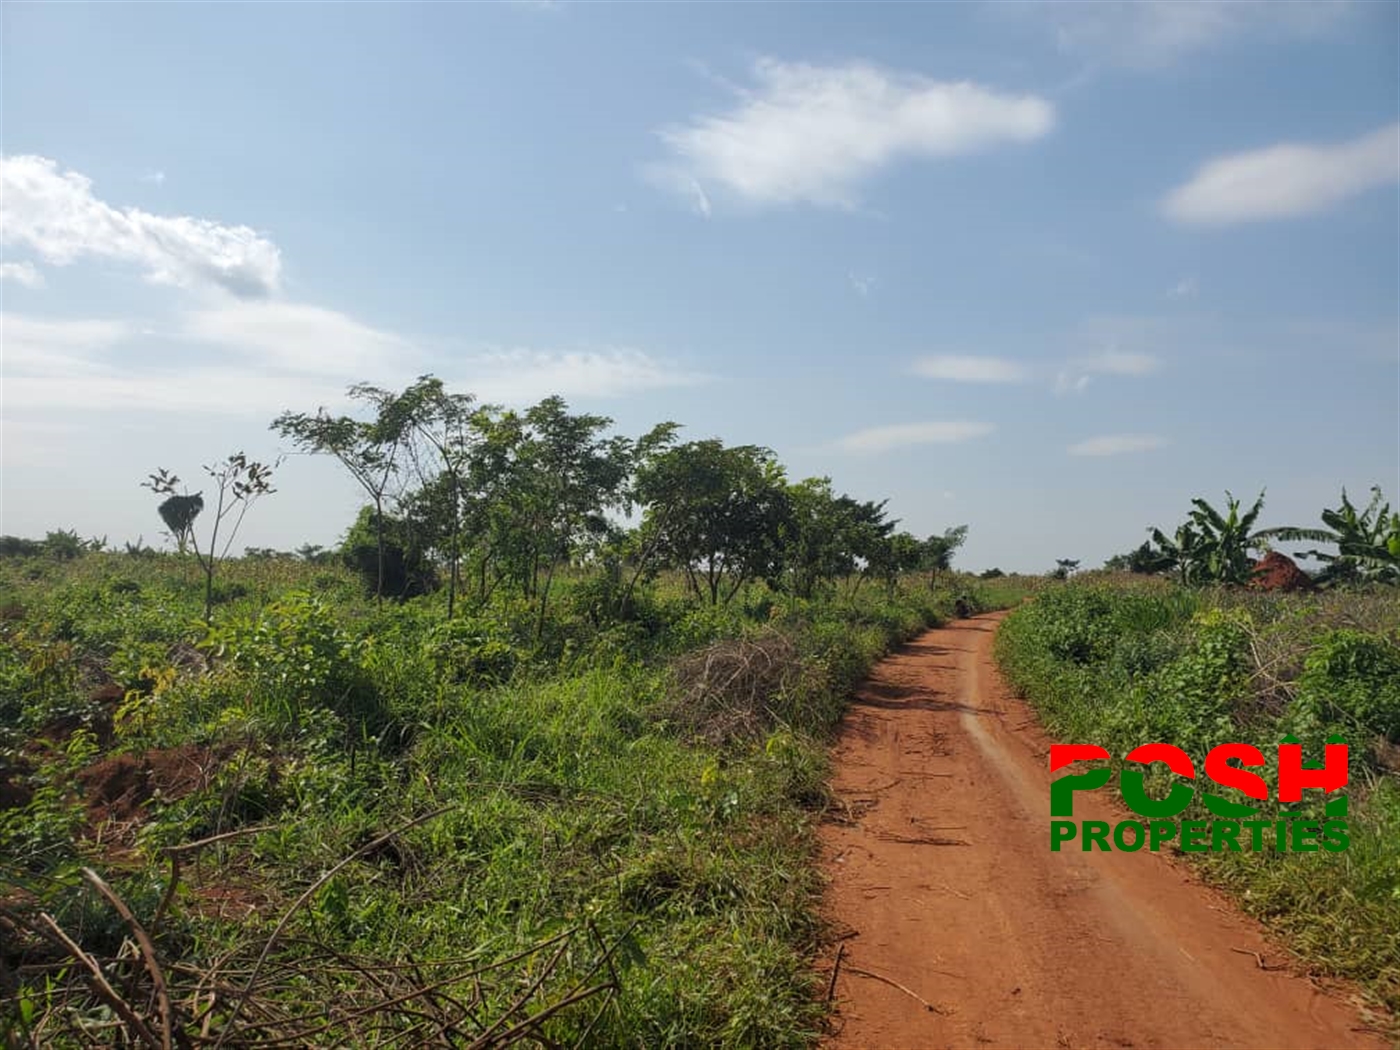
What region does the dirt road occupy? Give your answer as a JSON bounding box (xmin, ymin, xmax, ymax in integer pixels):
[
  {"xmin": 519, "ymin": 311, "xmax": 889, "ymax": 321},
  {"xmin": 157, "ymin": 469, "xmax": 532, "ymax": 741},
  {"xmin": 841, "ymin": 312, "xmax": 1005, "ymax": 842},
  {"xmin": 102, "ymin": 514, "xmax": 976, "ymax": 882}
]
[{"xmin": 820, "ymin": 612, "xmax": 1386, "ymax": 1050}]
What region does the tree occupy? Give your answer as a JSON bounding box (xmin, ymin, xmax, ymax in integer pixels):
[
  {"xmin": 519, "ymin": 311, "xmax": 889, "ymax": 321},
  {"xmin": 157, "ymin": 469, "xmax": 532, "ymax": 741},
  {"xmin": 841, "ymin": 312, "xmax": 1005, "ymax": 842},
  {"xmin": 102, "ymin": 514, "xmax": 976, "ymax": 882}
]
[
  {"xmin": 43, "ymin": 529, "xmax": 85, "ymax": 561},
  {"xmin": 392, "ymin": 376, "xmax": 485, "ymax": 618},
  {"xmin": 1104, "ymin": 541, "xmax": 1176, "ymax": 575},
  {"xmin": 272, "ymin": 384, "xmax": 415, "ymax": 605},
  {"xmin": 1050, "ymin": 558, "xmax": 1080, "ymax": 580},
  {"xmin": 635, "ymin": 439, "xmax": 789, "ymax": 605},
  {"xmin": 1257, "ymin": 486, "xmax": 1400, "ymax": 585},
  {"xmin": 340, "ymin": 506, "xmax": 437, "ymax": 600},
  {"xmin": 919, "ymin": 526, "xmax": 968, "ymax": 586},
  {"xmin": 472, "ymin": 397, "xmax": 634, "ymax": 637},
  {"xmin": 781, "ymin": 478, "xmax": 878, "ymax": 598},
  {"xmin": 867, "ymin": 530, "xmax": 925, "ymax": 591},
  {"xmin": 144, "ymin": 454, "xmax": 276, "ymax": 624}
]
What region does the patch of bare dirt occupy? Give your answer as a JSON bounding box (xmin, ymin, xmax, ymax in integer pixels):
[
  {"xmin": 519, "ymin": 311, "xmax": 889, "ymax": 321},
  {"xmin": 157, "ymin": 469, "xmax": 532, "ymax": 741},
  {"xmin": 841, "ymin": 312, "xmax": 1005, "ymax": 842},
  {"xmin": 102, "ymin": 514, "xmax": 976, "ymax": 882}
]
[
  {"xmin": 819, "ymin": 613, "xmax": 1386, "ymax": 1049},
  {"xmin": 76, "ymin": 744, "xmax": 226, "ymax": 826}
]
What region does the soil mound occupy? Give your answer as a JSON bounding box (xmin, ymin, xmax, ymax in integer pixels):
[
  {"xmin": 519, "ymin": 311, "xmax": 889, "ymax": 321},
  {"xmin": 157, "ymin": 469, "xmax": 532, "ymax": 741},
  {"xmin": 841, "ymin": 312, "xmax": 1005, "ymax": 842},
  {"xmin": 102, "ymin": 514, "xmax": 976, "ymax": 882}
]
[
  {"xmin": 1250, "ymin": 551, "xmax": 1315, "ymax": 592},
  {"xmin": 77, "ymin": 744, "xmax": 223, "ymax": 824}
]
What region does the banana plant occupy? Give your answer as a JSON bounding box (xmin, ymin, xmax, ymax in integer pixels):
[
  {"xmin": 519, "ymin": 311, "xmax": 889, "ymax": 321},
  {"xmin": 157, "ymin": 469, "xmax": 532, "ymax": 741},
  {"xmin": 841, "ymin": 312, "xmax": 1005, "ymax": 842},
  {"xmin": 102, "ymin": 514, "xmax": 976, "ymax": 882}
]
[
  {"xmin": 1151, "ymin": 490, "xmax": 1268, "ymax": 585},
  {"xmin": 1257, "ymin": 486, "xmax": 1400, "ymax": 585}
]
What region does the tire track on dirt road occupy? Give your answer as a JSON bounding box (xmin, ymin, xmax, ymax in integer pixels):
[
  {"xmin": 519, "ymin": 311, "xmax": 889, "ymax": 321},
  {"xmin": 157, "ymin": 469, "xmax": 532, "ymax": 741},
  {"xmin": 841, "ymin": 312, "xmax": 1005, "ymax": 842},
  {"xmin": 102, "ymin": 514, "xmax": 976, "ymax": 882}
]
[{"xmin": 820, "ymin": 611, "xmax": 1387, "ymax": 1049}]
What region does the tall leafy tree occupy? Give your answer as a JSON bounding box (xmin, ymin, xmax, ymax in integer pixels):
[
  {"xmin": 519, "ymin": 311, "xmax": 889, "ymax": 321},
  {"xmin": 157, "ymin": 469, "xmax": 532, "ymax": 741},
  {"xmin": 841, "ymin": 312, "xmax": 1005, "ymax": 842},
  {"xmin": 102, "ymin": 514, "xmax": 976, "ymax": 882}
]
[
  {"xmin": 270, "ymin": 392, "xmax": 408, "ymax": 604},
  {"xmin": 634, "ymin": 439, "xmax": 790, "ymax": 605},
  {"xmin": 393, "ymin": 376, "xmax": 486, "ymax": 618},
  {"xmin": 272, "ymin": 385, "xmax": 415, "ymax": 604},
  {"xmin": 473, "ymin": 397, "xmax": 633, "ymax": 636},
  {"xmin": 919, "ymin": 525, "xmax": 968, "ymax": 586}
]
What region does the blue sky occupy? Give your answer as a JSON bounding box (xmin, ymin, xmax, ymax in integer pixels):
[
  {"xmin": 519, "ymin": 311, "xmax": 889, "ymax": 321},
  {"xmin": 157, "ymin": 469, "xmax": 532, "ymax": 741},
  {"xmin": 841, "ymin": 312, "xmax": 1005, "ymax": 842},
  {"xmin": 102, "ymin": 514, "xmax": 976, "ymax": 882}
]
[{"xmin": 2, "ymin": 1, "xmax": 1397, "ymax": 573}]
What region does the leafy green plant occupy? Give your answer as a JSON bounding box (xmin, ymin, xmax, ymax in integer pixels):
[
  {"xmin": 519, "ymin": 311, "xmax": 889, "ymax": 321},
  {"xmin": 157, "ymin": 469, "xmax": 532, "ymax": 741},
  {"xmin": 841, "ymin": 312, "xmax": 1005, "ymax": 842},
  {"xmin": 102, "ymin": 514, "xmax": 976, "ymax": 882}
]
[{"xmin": 1258, "ymin": 486, "xmax": 1400, "ymax": 585}]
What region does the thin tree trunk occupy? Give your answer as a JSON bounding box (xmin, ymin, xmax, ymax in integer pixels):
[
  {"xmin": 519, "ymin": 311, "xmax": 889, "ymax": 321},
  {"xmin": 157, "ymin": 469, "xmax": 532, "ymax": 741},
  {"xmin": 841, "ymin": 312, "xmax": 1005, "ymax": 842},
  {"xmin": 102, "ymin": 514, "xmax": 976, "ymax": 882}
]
[
  {"xmin": 374, "ymin": 496, "xmax": 385, "ymax": 607},
  {"xmin": 535, "ymin": 557, "xmax": 558, "ymax": 641}
]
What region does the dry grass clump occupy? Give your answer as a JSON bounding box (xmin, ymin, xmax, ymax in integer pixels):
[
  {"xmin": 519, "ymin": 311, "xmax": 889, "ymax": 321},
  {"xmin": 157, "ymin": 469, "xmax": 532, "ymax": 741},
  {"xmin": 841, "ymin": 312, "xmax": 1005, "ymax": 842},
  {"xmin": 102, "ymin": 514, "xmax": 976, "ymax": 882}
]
[{"xmin": 663, "ymin": 630, "xmax": 814, "ymax": 744}]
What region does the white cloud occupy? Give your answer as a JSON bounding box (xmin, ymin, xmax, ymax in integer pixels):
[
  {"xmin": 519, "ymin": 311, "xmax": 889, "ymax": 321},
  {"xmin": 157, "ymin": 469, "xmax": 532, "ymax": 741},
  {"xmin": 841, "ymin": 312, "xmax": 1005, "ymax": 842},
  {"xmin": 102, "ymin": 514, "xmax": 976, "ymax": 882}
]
[
  {"xmin": 1068, "ymin": 434, "xmax": 1168, "ymax": 456},
  {"xmin": 1080, "ymin": 349, "xmax": 1159, "ymax": 376},
  {"xmin": 1020, "ymin": 0, "xmax": 1352, "ymax": 70},
  {"xmin": 1055, "ymin": 324, "xmax": 1163, "ymax": 393},
  {"xmin": 652, "ymin": 58, "xmax": 1053, "ymax": 210},
  {"xmin": 2, "ymin": 313, "xmax": 132, "ymax": 376},
  {"xmin": 2, "ymin": 307, "xmax": 699, "ymax": 415},
  {"xmin": 1167, "ymin": 276, "xmax": 1198, "ymax": 299},
  {"xmin": 178, "ymin": 300, "xmax": 419, "ymax": 378},
  {"xmin": 459, "ymin": 348, "xmax": 707, "ymax": 405},
  {"xmin": 685, "ymin": 176, "xmax": 712, "ymax": 219},
  {"xmin": 1053, "ymin": 371, "xmax": 1092, "ymax": 396},
  {"xmin": 912, "ymin": 354, "xmax": 1029, "ymax": 383},
  {"xmin": 141, "ymin": 170, "xmax": 167, "ymax": 187},
  {"xmin": 848, "ymin": 271, "xmax": 875, "ymax": 298},
  {"xmin": 0, "ymin": 155, "xmax": 282, "ymax": 297},
  {"xmin": 1163, "ymin": 123, "xmax": 1400, "ymax": 224},
  {"xmin": 0, "ymin": 261, "xmax": 45, "ymax": 288},
  {"xmin": 836, "ymin": 420, "xmax": 994, "ymax": 453},
  {"xmin": 6, "ymin": 371, "xmax": 347, "ymax": 416}
]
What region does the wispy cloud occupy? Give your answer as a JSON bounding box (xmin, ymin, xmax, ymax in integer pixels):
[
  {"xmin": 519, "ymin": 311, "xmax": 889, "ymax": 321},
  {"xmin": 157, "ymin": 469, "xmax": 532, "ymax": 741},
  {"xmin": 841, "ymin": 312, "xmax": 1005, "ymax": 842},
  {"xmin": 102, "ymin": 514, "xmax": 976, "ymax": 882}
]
[
  {"xmin": 0, "ymin": 155, "xmax": 282, "ymax": 297},
  {"xmin": 141, "ymin": 170, "xmax": 167, "ymax": 187},
  {"xmin": 2, "ymin": 313, "xmax": 132, "ymax": 375},
  {"xmin": 3, "ymin": 307, "xmax": 699, "ymax": 415},
  {"xmin": 848, "ymin": 271, "xmax": 875, "ymax": 298},
  {"xmin": 178, "ymin": 300, "xmax": 419, "ymax": 378},
  {"xmin": 836, "ymin": 420, "xmax": 994, "ymax": 453},
  {"xmin": 1053, "ymin": 372, "xmax": 1092, "ymax": 396},
  {"xmin": 1054, "ymin": 350, "xmax": 1159, "ymax": 394},
  {"xmin": 1163, "ymin": 123, "xmax": 1400, "ymax": 224},
  {"xmin": 455, "ymin": 348, "xmax": 707, "ymax": 405},
  {"xmin": 1068, "ymin": 434, "xmax": 1168, "ymax": 456},
  {"xmin": 651, "ymin": 58, "xmax": 1053, "ymax": 211},
  {"xmin": 912, "ymin": 354, "xmax": 1029, "ymax": 383},
  {"xmin": 1080, "ymin": 350, "xmax": 1158, "ymax": 376},
  {"xmin": 1167, "ymin": 276, "xmax": 1198, "ymax": 299},
  {"xmin": 0, "ymin": 261, "xmax": 45, "ymax": 288},
  {"xmin": 1012, "ymin": 0, "xmax": 1353, "ymax": 70},
  {"xmin": 685, "ymin": 176, "xmax": 712, "ymax": 218}
]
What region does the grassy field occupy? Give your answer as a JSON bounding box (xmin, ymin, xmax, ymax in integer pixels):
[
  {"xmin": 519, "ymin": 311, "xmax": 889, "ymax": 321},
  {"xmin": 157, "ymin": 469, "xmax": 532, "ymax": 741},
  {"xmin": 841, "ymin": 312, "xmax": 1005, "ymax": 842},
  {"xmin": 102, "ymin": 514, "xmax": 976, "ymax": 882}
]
[
  {"xmin": 994, "ymin": 575, "xmax": 1400, "ymax": 1019},
  {"xmin": 0, "ymin": 549, "xmax": 1026, "ymax": 1047}
]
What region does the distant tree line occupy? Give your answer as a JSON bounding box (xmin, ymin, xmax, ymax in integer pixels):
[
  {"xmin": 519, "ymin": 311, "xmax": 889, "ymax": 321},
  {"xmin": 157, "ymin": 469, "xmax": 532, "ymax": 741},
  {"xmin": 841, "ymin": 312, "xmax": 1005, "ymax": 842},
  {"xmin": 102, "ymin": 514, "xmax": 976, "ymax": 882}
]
[{"xmin": 266, "ymin": 375, "xmax": 969, "ymax": 632}]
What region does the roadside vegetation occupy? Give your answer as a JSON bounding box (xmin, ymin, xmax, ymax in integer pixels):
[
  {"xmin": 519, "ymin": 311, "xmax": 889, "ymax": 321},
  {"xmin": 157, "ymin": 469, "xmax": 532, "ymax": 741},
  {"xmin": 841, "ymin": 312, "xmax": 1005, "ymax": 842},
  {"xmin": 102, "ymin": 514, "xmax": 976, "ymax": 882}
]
[
  {"xmin": 997, "ymin": 488, "xmax": 1400, "ymax": 1019},
  {"xmin": 0, "ymin": 375, "xmax": 1024, "ymax": 1047}
]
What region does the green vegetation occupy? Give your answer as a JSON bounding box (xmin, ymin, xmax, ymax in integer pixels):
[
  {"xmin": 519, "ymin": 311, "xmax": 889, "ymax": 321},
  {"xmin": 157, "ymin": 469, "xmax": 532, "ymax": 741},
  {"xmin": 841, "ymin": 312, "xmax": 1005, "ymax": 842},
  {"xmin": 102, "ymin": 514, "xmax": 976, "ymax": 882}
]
[
  {"xmin": 0, "ymin": 376, "xmax": 1013, "ymax": 1047},
  {"xmin": 1103, "ymin": 486, "xmax": 1400, "ymax": 587},
  {"xmin": 995, "ymin": 577, "xmax": 1400, "ymax": 1015}
]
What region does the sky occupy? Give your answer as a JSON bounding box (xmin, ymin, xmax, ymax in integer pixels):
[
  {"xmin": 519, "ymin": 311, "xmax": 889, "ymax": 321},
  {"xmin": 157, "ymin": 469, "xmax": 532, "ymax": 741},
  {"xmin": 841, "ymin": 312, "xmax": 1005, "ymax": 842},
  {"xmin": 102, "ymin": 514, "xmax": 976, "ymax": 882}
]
[{"xmin": 1, "ymin": 0, "xmax": 1397, "ymax": 574}]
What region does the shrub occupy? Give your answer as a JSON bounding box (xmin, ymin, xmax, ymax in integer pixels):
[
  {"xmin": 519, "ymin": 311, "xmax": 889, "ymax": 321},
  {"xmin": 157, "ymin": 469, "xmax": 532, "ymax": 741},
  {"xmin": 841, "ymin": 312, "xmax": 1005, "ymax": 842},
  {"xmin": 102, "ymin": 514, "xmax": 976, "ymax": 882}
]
[
  {"xmin": 206, "ymin": 591, "xmax": 385, "ymax": 732},
  {"xmin": 1295, "ymin": 629, "xmax": 1400, "ymax": 742}
]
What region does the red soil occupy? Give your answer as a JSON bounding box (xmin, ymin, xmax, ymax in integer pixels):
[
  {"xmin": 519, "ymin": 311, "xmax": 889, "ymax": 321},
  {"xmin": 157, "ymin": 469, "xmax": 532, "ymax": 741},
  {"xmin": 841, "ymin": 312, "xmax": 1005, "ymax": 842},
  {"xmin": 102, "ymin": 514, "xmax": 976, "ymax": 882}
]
[{"xmin": 820, "ymin": 613, "xmax": 1385, "ymax": 1048}]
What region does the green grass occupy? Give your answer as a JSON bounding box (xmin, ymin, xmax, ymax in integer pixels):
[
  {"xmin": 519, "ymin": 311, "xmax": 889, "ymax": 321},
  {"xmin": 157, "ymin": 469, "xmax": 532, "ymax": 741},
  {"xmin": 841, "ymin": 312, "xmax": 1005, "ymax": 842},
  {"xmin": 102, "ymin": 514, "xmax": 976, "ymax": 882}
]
[
  {"xmin": 0, "ymin": 552, "xmax": 1034, "ymax": 1046},
  {"xmin": 995, "ymin": 577, "xmax": 1400, "ymax": 1020}
]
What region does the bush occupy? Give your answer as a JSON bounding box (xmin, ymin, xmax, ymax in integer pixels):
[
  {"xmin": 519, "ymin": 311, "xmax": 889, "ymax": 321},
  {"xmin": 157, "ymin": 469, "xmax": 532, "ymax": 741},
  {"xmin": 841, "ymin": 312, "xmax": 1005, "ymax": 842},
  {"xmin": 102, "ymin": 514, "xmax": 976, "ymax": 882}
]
[
  {"xmin": 340, "ymin": 506, "xmax": 437, "ymax": 601},
  {"xmin": 1295, "ymin": 629, "xmax": 1400, "ymax": 742},
  {"xmin": 206, "ymin": 591, "xmax": 385, "ymax": 733}
]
